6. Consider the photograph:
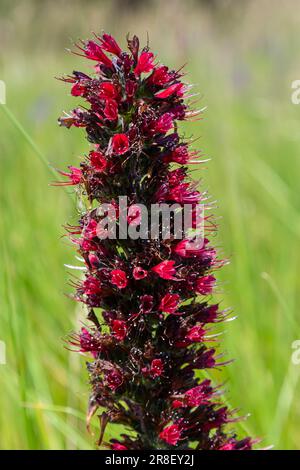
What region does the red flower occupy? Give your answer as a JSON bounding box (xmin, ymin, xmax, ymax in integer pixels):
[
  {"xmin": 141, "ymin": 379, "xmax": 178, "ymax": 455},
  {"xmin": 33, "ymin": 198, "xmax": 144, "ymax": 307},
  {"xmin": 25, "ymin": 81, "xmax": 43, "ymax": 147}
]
[
  {"xmin": 196, "ymin": 275, "xmax": 215, "ymax": 295},
  {"xmin": 71, "ymin": 82, "xmax": 85, "ymax": 97},
  {"xmin": 202, "ymin": 407, "xmax": 228, "ymax": 432},
  {"xmin": 89, "ymin": 150, "xmax": 107, "ymax": 173},
  {"xmin": 172, "ymin": 380, "xmax": 212, "ymax": 408},
  {"xmin": 58, "ymin": 108, "xmax": 87, "ymax": 129},
  {"xmin": 111, "ymin": 133, "xmax": 129, "ymax": 155},
  {"xmin": 133, "ymin": 267, "xmax": 148, "ymax": 280},
  {"xmin": 66, "ymin": 166, "xmax": 82, "ymax": 185},
  {"xmin": 79, "ymin": 238, "xmax": 97, "ymax": 252},
  {"xmin": 163, "ymin": 145, "xmax": 189, "ymax": 164},
  {"xmin": 173, "ymin": 239, "xmax": 205, "ymax": 258},
  {"xmin": 152, "ymin": 260, "xmax": 177, "ymax": 280},
  {"xmin": 104, "ymin": 99, "xmax": 118, "ymax": 121},
  {"xmin": 168, "ymin": 167, "xmax": 186, "ymax": 185},
  {"xmin": 88, "ymin": 253, "xmax": 100, "ymax": 269},
  {"xmin": 219, "ymin": 442, "xmax": 235, "ymax": 450},
  {"xmin": 185, "ymin": 325, "xmax": 205, "ymax": 342},
  {"xmin": 106, "ymin": 369, "xmax": 123, "ymax": 391},
  {"xmin": 148, "ymin": 65, "xmax": 171, "ymax": 86},
  {"xmin": 125, "ymin": 80, "xmax": 138, "ymax": 99},
  {"xmin": 159, "ymin": 424, "xmax": 181, "ymax": 446},
  {"xmin": 155, "ymin": 82, "xmax": 185, "ymax": 99},
  {"xmin": 112, "ymin": 320, "xmax": 127, "ymax": 341},
  {"xmin": 78, "ymin": 328, "xmax": 100, "ymax": 357},
  {"xmin": 83, "ymin": 276, "xmax": 102, "ymax": 295},
  {"xmin": 150, "ymin": 358, "xmax": 164, "ymax": 378},
  {"xmin": 159, "ymin": 293, "xmax": 180, "ymax": 313},
  {"xmin": 111, "ymin": 442, "xmax": 128, "ymax": 450},
  {"xmin": 110, "ymin": 269, "xmax": 128, "ymax": 289},
  {"xmin": 155, "ymin": 113, "xmax": 174, "ymax": 134},
  {"xmin": 98, "ymin": 33, "xmax": 122, "ymax": 56},
  {"xmin": 219, "ymin": 438, "xmax": 253, "ymax": 451},
  {"xmin": 99, "ymin": 82, "xmax": 118, "ymax": 100},
  {"xmin": 134, "ymin": 51, "xmax": 155, "ymax": 76},
  {"xmin": 83, "ymin": 40, "xmax": 113, "ymax": 67},
  {"xmin": 55, "ymin": 166, "xmax": 82, "ymax": 186},
  {"xmin": 84, "ymin": 219, "xmax": 98, "ymax": 239},
  {"xmin": 185, "ymin": 381, "xmax": 212, "ymax": 406},
  {"xmin": 168, "ymin": 183, "xmax": 200, "ymax": 204},
  {"xmin": 140, "ymin": 294, "xmax": 153, "ymax": 313},
  {"xmin": 127, "ymin": 205, "xmax": 142, "ymax": 226}
]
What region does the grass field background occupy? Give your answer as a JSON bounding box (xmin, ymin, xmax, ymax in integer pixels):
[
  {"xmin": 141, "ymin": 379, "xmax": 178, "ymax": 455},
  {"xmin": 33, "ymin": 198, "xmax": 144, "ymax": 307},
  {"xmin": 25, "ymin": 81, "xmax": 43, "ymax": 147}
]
[{"xmin": 1, "ymin": 0, "xmax": 300, "ymax": 449}]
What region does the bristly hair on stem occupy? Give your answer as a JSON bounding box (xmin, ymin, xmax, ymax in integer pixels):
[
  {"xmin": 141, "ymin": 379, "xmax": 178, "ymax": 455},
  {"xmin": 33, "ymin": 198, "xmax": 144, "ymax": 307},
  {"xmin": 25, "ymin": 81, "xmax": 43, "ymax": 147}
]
[{"xmin": 57, "ymin": 32, "xmax": 255, "ymax": 450}]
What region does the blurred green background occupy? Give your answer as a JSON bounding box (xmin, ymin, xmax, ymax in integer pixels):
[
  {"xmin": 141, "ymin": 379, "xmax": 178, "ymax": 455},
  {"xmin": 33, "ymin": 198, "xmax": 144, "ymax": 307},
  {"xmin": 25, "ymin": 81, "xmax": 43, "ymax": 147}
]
[{"xmin": 1, "ymin": 0, "xmax": 300, "ymax": 450}]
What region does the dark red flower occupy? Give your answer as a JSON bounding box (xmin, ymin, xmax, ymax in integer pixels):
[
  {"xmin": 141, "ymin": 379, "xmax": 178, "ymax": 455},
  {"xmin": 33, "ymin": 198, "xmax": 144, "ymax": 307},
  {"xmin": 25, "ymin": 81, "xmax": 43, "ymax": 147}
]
[
  {"xmin": 127, "ymin": 204, "xmax": 142, "ymax": 226},
  {"xmin": 155, "ymin": 82, "xmax": 185, "ymax": 99},
  {"xmin": 152, "ymin": 260, "xmax": 177, "ymax": 280},
  {"xmin": 150, "ymin": 358, "xmax": 164, "ymax": 378},
  {"xmin": 202, "ymin": 407, "xmax": 228, "ymax": 432},
  {"xmin": 148, "ymin": 65, "xmax": 171, "ymax": 86},
  {"xmin": 89, "ymin": 150, "xmax": 107, "ymax": 173},
  {"xmin": 163, "ymin": 145, "xmax": 189, "ymax": 164},
  {"xmin": 110, "ymin": 269, "xmax": 128, "ymax": 289},
  {"xmin": 168, "ymin": 183, "xmax": 200, "ymax": 204},
  {"xmin": 77, "ymin": 327, "xmax": 100, "ymax": 357},
  {"xmin": 105, "ymin": 369, "xmax": 123, "ymax": 391},
  {"xmin": 112, "ymin": 319, "xmax": 127, "ymax": 341},
  {"xmin": 159, "ymin": 293, "xmax": 180, "ymax": 313},
  {"xmin": 172, "ymin": 380, "xmax": 213, "ymax": 408},
  {"xmin": 155, "ymin": 113, "xmax": 174, "ymax": 134},
  {"xmin": 79, "ymin": 237, "xmax": 97, "ymax": 252},
  {"xmin": 55, "ymin": 166, "xmax": 82, "ymax": 186},
  {"xmin": 185, "ymin": 381, "xmax": 212, "ymax": 405},
  {"xmin": 111, "ymin": 133, "xmax": 129, "ymax": 155},
  {"xmin": 140, "ymin": 294, "xmax": 153, "ymax": 313},
  {"xmin": 196, "ymin": 275, "xmax": 215, "ymax": 295},
  {"xmin": 111, "ymin": 442, "xmax": 128, "ymax": 450},
  {"xmin": 134, "ymin": 51, "xmax": 155, "ymax": 76},
  {"xmin": 71, "ymin": 82, "xmax": 86, "ymax": 97},
  {"xmin": 82, "ymin": 40, "xmax": 113, "ymax": 68},
  {"xmin": 84, "ymin": 219, "xmax": 98, "ymax": 239},
  {"xmin": 99, "ymin": 82, "xmax": 118, "ymax": 100},
  {"xmin": 168, "ymin": 167, "xmax": 186, "ymax": 185},
  {"xmin": 185, "ymin": 325, "xmax": 205, "ymax": 342},
  {"xmin": 98, "ymin": 33, "xmax": 122, "ymax": 57},
  {"xmin": 219, "ymin": 438, "xmax": 253, "ymax": 451},
  {"xmin": 159, "ymin": 424, "xmax": 181, "ymax": 446},
  {"xmin": 88, "ymin": 253, "xmax": 100, "ymax": 269},
  {"xmin": 133, "ymin": 267, "xmax": 148, "ymax": 280},
  {"xmin": 125, "ymin": 80, "xmax": 138, "ymax": 99},
  {"xmin": 173, "ymin": 239, "xmax": 205, "ymax": 258},
  {"xmin": 104, "ymin": 99, "xmax": 118, "ymax": 121},
  {"xmin": 83, "ymin": 276, "xmax": 102, "ymax": 295}
]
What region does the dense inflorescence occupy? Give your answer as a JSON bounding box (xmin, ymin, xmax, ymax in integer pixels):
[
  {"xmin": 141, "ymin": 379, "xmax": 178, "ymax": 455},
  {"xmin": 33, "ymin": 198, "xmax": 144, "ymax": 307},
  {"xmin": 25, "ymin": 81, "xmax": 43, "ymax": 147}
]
[{"xmin": 58, "ymin": 33, "xmax": 253, "ymax": 450}]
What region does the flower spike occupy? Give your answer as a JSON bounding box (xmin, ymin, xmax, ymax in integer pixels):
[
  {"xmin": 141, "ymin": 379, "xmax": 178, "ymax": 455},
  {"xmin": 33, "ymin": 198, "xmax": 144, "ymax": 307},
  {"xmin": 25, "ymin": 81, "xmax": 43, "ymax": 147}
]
[{"xmin": 57, "ymin": 32, "xmax": 255, "ymax": 450}]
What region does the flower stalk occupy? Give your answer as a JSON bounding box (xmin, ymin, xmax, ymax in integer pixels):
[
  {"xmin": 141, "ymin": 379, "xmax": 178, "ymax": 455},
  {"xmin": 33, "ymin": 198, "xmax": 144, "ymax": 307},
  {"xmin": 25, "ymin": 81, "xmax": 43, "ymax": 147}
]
[{"xmin": 58, "ymin": 32, "xmax": 254, "ymax": 450}]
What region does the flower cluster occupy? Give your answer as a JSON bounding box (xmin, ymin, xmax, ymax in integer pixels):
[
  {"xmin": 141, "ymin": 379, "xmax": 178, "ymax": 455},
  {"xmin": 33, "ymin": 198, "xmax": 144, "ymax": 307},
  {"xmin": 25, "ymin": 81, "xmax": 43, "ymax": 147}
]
[{"xmin": 58, "ymin": 33, "xmax": 254, "ymax": 450}]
